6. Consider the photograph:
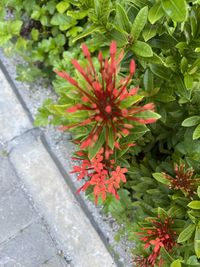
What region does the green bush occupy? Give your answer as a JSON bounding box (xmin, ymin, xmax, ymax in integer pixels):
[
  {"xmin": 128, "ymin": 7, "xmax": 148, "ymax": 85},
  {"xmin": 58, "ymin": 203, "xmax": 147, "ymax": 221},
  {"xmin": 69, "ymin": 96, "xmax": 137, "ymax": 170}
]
[{"xmin": 1, "ymin": 0, "xmax": 200, "ymax": 266}]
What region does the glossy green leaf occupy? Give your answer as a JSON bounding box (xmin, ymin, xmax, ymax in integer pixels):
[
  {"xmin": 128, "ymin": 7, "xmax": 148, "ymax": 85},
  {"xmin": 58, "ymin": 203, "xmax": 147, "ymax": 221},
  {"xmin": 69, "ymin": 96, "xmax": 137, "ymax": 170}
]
[
  {"xmin": 108, "ymin": 127, "xmax": 115, "ymax": 150},
  {"xmin": 88, "ymin": 132, "xmax": 105, "ymax": 159},
  {"xmin": 161, "ymin": 0, "xmax": 188, "ymax": 22},
  {"xmin": 148, "ymin": 2, "xmax": 164, "ymax": 24},
  {"xmin": 143, "ymin": 69, "xmax": 154, "ymax": 92},
  {"xmin": 198, "ymin": 187, "xmax": 200, "ymax": 198},
  {"xmin": 131, "ymin": 41, "xmax": 153, "ymax": 57},
  {"xmin": 142, "ymin": 25, "xmax": 157, "ymax": 41},
  {"xmin": 56, "ymin": 1, "xmax": 70, "ymax": 13},
  {"xmin": 50, "ymin": 14, "xmax": 76, "ymax": 31},
  {"xmin": 195, "ymin": 226, "xmax": 200, "ymax": 258},
  {"xmin": 150, "ymin": 64, "xmax": 171, "ymax": 80},
  {"xmin": 177, "ymin": 224, "xmax": 195, "ymax": 243},
  {"xmin": 120, "ymin": 95, "xmax": 144, "ymax": 108},
  {"xmin": 170, "ymin": 259, "xmax": 182, "ymax": 267},
  {"xmin": 182, "ymin": 116, "xmax": 200, "ymax": 127},
  {"xmin": 134, "ymin": 110, "xmax": 161, "ymax": 121},
  {"xmin": 188, "ymin": 201, "xmax": 200, "ymax": 210},
  {"xmin": 193, "ymin": 124, "xmax": 200, "ymax": 140},
  {"xmin": 173, "ymin": 74, "xmax": 191, "ymax": 100},
  {"xmin": 116, "ymin": 3, "xmax": 131, "ymax": 33},
  {"xmin": 131, "ymin": 6, "xmax": 148, "ymax": 41},
  {"xmin": 154, "ymin": 93, "xmax": 175, "ymax": 103},
  {"xmin": 10, "ymin": 20, "xmax": 23, "ymax": 35},
  {"xmin": 184, "ymin": 74, "xmax": 193, "ymax": 90},
  {"xmin": 72, "ymin": 25, "xmax": 99, "ymax": 43},
  {"xmin": 152, "ymin": 173, "xmax": 170, "ymax": 185}
]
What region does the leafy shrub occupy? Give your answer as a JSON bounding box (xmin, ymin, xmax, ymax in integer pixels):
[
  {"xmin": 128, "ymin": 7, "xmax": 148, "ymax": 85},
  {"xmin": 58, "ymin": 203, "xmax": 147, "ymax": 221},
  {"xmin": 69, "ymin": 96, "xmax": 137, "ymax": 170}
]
[{"xmin": 1, "ymin": 0, "xmax": 200, "ymax": 266}]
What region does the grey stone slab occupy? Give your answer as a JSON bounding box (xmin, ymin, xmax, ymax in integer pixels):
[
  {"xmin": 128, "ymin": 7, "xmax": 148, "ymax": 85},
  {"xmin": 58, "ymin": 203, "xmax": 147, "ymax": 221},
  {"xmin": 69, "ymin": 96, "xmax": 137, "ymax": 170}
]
[
  {"xmin": 0, "ymin": 69, "xmax": 32, "ymax": 143},
  {"xmin": 10, "ymin": 134, "xmax": 116, "ymax": 267},
  {"xmin": 0, "ymin": 156, "xmax": 17, "ymax": 195},
  {"xmin": 0, "ymin": 188, "xmax": 37, "ymax": 243},
  {"xmin": 41, "ymin": 256, "xmax": 69, "ymax": 267},
  {"xmin": 0, "ymin": 222, "xmax": 57, "ymax": 267}
]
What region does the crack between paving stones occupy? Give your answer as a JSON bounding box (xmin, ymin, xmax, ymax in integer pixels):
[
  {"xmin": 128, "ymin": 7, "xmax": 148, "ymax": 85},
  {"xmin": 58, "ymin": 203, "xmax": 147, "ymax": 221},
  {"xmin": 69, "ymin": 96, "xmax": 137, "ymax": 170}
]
[{"xmin": 0, "ymin": 220, "xmax": 38, "ymax": 246}]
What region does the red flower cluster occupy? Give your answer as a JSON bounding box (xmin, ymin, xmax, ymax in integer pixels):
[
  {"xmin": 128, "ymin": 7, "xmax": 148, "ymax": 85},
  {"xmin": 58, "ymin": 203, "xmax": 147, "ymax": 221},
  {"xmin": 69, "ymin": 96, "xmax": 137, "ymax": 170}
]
[
  {"xmin": 138, "ymin": 216, "xmax": 176, "ymax": 266},
  {"xmin": 133, "ymin": 255, "xmax": 150, "ymax": 267},
  {"xmin": 164, "ymin": 163, "xmax": 200, "ymax": 198},
  {"xmin": 55, "ymin": 41, "xmax": 157, "ymax": 155},
  {"xmin": 71, "ymin": 148, "xmax": 127, "ymax": 204}
]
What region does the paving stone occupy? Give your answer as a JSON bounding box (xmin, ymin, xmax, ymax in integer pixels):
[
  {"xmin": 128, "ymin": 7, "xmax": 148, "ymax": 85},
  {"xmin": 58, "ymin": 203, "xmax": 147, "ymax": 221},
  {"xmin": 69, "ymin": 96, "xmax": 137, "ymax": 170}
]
[
  {"xmin": 0, "ymin": 156, "xmax": 17, "ymax": 196},
  {"xmin": 10, "ymin": 134, "xmax": 116, "ymax": 267},
  {"xmin": 0, "ymin": 69, "xmax": 32, "ymax": 143},
  {"xmin": 0, "ymin": 188, "xmax": 37, "ymax": 243},
  {"xmin": 0, "ymin": 222, "xmax": 57, "ymax": 267},
  {"xmin": 40, "ymin": 256, "xmax": 69, "ymax": 267}
]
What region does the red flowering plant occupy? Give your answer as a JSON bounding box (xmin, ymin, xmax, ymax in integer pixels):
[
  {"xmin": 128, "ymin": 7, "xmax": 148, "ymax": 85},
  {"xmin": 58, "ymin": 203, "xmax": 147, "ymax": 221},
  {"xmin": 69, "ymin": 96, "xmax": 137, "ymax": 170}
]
[
  {"xmin": 153, "ymin": 163, "xmax": 200, "ymax": 199},
  {"xmin": 52, "ymin": 41, "xmax": 160, "ymax": 203},
  {"xmin": 135, "ymin": 214, "xmax": 177, "ymax": 267}
]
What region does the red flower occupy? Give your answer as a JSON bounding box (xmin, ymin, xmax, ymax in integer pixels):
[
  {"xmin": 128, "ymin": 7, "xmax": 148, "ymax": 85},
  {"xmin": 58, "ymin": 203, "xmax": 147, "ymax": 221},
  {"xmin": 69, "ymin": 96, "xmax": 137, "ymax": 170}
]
[
  {"xmin": 54, "ymin": 41, "xmax": 158, "ymax": 155},
  {"xmin": 138, "ymin": 216, "xmax": 176, "ymax": 266},
  {"xmin": 163, "ymin": 163, "xmax": 200, "ymax": 198},
  {"xmin": 71, "ymin": 149, "xmax": 127, "ymax": 204},
  {"xmin": 133, "ymin": 256, "xmax": 152, "ymax": 267}
]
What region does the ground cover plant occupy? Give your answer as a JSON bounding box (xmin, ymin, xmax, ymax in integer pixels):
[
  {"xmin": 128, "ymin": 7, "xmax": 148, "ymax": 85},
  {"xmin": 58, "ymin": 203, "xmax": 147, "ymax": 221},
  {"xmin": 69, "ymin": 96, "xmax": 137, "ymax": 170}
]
[{"xmin": 1, "ymin": 0, "xmax": 200, "ymax": 266}]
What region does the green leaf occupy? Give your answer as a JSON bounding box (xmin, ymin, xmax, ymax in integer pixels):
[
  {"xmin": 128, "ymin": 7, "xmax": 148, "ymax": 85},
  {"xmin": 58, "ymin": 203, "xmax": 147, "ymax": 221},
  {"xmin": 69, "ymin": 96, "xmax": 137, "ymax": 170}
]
[
  {"xmin": 31, "ymin": 28, "xmax": 39, "ymax": 41},
  {"xmin": 120, "ymin": 95, "xmax": 143, "ymax": 108},
  {"xmin": 188, "ymin": 201, "xmax": 200, "ymax": 210},
  {"xmin": 197, "ymin": 187, "xmax": 200, "ymax": 198},
  {"xmin": 131, "ymin": 6, "xmax": 148, "ymax": 41},
  {"xmin": 122, "ymin": 125, "xmax": 149, "ymax": 142},
  {"xmin": 173, "ymin": 74, "xmax": 191, "ymax": 100},
  {"xmin": 142, "ymin": 25, "xmax": 157, "ymax": 41},
  {"xmin": 50, "ymin": 13, "xmax": 76, "ymax": 31},
  {"xmin": 134, "ymin": 110, "xmax": 161, "ymax": 121},
  {"xmin": 184, "ymin": 74, "xmax": 193, "ymax": 90},
  {"xmin": 177, "ymin": 224, "xmax": 195, "ymax": 243},
  {"xmin": 95, "ymin": 0, "xmax": 111, "ymax": 24},
  {"xmin": 181, "ymin": 57, "xmax": 188, "ymax": 74},
  {"xmin": 158, "ymin": 207, "xmax": 168, "ymax": 220},
  {"xmin": 193, "ymin": 124, "xmax": 200, "ymax": 140},
  {"xmin": 152, "ymin": 173, "xmax": 170, "ymax": 185},
  {"xmin": 182, "ymin": 116, "xmax": 200, "ymax": 127},
  {"xmin": 160, "ymin": 247, "xmax": 174, "ymax": 264},
  {"xmin": 150, "ymin": 64, "xmax": 171, "ymax": 80},
  {"xmin": 72, "ymin": 25, "xmax": 99, "ymax": 43},
  {"xmin": 161, "ymin": 0, "xmax": 188, "ymax": 22},
  {"xmin": 88, "ymin": 132, "xmax": 105, "ymax": 159},
  {"xmin": 67, "ymin": 10, "xmax": 88, "ymax": 20},
  {"xmin": 108, "ymin": 127, "xmax": 115, "ymax": 150},
  {"xmin": 148, "ymin": 2, "xmax": 164, "ymax": 24},
  {"xmin": 131, "ymin": 41, "xmax": 153, "ymax": 57},
  {"xmin": 154, "ymin": 93, "xmax": 175, "ymax": 103},
  {"xmin": 56, "ymin": 1, "xmax": 70, "ymax": 13},
  {"xmin": 170, "ymin": 259, "xmax": 182, "ymax": 267},
  {"xmin": 195, "ymin": 226, "xmax": 200, "ymax": 258},
  {"xmin": 10, "ymin": 20, "xmax": 23, "ymax": 35},
  {"xmin": 143, "ymin": 69, "xmax": 153, "ymax": 92},
  {"xmin": 116, "ymin": 4, "xmax": 131, "ymax": 33}
]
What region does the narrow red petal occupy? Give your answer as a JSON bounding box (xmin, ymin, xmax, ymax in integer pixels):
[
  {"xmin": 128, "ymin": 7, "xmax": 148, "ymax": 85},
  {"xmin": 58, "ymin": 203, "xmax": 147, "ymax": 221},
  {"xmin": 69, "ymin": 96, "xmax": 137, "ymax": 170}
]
[{"xmin": 110, "ymin": 41, "xmax": 117, "ymax": 55}]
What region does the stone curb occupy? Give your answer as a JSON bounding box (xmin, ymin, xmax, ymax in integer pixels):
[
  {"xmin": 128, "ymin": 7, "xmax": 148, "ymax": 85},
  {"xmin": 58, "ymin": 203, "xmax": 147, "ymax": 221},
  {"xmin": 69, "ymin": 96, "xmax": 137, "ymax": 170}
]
[{"xmin": 0, "ymin": 60, "xmax": 120, "ymax": 267}]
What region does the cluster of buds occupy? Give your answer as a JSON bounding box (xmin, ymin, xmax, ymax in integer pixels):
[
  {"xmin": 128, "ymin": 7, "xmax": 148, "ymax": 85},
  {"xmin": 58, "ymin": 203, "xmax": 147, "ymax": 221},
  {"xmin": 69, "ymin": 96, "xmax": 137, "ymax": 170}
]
[{"xmin": 163, "ymin": 163, "xmax": 200, "ymax": 198}]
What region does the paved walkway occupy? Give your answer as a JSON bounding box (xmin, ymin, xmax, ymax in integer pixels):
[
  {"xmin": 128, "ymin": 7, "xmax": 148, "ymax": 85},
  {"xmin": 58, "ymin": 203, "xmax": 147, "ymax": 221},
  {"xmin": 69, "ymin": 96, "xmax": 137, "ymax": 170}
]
[{"xmin": 0, "ymin": 63, "xmax": 116, "ymax": 267}]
